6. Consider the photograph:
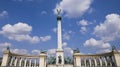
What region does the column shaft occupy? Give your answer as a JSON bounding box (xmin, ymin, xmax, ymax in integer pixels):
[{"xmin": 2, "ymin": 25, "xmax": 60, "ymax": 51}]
[
  {"xmin": 94, "ymin": 58, "xmax": 97, "ymax": 67},
  {"xmin": 24, "ymin": 59, "xmax": 27, "ymax": 67},
  {"xmin": 99, "ymin": 57, "xmax": 102, "ymax": 67},
  {"xmin": 19, "ymin": 58, "xmax": 22, "ymax": 67},
  {"xmin": 14, "ymin": 58, "xmax": 18, "ymax": 66},
  {"xmin": 89, "ymin": 59, "xmax": 91, "ymax": 67},
  {"xmin": 103, "ymin": 57, "xmax": 107, "ymax": 66},
  {"xmin": 10, "ymin": 57, "xmax": 14, "ymax": 66}
]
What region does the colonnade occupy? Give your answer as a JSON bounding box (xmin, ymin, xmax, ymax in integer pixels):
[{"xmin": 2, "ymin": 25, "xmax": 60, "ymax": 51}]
[
  {"xmin": 80, "ymin": 56, "xmax": 114, "ymax": 67},
  {"xmin": 1, "ymin": 48, "xmax": 47, "ymax": 67},
  {"xmin": 8, "ymin": 56, "xmax": 39, "ymax": 67},
  {"xmin": 74, "ymin": 50, "xmax": 120, "ymax": 67},
  {"xmin": 1, "ymin": 47, "xmax": 120, "ymax": 67}
]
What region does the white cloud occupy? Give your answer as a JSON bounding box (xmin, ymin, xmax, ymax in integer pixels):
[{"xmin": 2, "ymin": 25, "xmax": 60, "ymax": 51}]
[
  {"xmin": 54, "ymin": 0, "xmax": 93, "ymax": 18},
  {"xmin": 11, "ymin": 49, "xmax": 28, "ymax": 55},
  {"xmin": 62, "ymin": 42, "xmax": 67, "ymax": 48},
  {"xmin": 40, "ymin": 35, "xmax": 51, "ymax": 42},
  {"xmin": 84, "ymin": 38, "xmax": 111, "ymax": 53},
  {"xmin": 84, "ymin": 38, "xmax": 111, "ymax": 49},
  {"xmin": 31, "ymin": 49, "xmax": 40, "ymax": 55},
  {"xmin": 62, "ymin": 30, "xmax": 75, "ymax": 40},
  {"xmin": 0, "ymin": 42, "xmax": 12, "ymax": 52},
  {"xmin": 77, "ymin": 19, "xmax": 88, "ymax": 26},
  {"xmin": 47, "ymin": 49, "xmax": 56, "ymax": 56},
  {"xmin": 97, "ymin": 49, "xmax": 111, "ymax": 53},
  {"xmin": 0, "ymin": 22, "xmax": 40, "ymax": 43},
  {"xmin": 52, "ymin": 27, "xmax": 57, "ymax": 33},
  {"xmin": 63, "ymin": 32, "xmax": 70, "ymax": 40},
  {"xmin": 80, "ymin": 27, "xmax": 87, "ymax": 34},
  {"xmin": 41, "ymin": 11, "xmax": 47, "ymax": 15},
  {"xmin": 94, "ymin": 13, "xmax": 120, "ymax": 41},
  {"xmin": 0, "ymin": 11, "xmax": 8, "ymax": 19}
]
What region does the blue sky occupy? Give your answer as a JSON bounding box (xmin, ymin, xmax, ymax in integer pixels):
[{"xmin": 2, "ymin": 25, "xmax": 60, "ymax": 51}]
[{"xmin": 0, "ymin": 0, "xmax": 120, "ymax": 57}]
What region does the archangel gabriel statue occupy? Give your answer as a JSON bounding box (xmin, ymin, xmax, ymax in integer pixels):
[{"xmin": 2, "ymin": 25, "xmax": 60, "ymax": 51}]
[{"xmin": 57, "ymin": 8, "xmax": 61, "ymax": 16}]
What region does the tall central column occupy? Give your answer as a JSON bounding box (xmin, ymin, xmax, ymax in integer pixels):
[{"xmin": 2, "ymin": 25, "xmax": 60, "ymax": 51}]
[
  {"xmin": 57, "ymin": 12, "xmax": 62, "ymax": 49},
  {"xmin": 56, "ymin": 9, "xmax": 64, "ymax": 65}
]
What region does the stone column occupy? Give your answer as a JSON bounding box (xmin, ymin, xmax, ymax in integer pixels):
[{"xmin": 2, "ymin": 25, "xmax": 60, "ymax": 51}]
[
  {"xmin": 1, "ymin": 47, "xmax": 10, "ymax": 66},
  {"xmin": 24, "ymin": 58, "xmax": 27, "ymax": 67},
  {"xmin": 99, "ymin": 57, "xmax": 102, "ymax": 67},
  {"xmin": 29, "ymin": 59, "xmax": 32, "ymax": 67},
  {"xmin": 103, "ymin": 57, "xmax": 107, "ymax": 66},
  {"xmin": 74, "ymin": 53, "xmax": 81, "ymax": 67},
  {"xmin": 84, "ymin": 59, "xmax": 86, "ymax": 67},
  {"xmin": 34, "ymin": 59, "xmax": 36, "ymax": 67},
  {"xmin": 14, "ymin": 57, "xmax": 18, "ymax": 66},
  {"xmin": 19, "ymin": 58, "xmax": 22, "ymax": 67},
  {"xmin": 10, "ymin": 57, "xmax": 14, "ymax": 66},
  {"xmin": 39, "ymin": 53, "xmax": 46, "ymax": 67},
  {"xmin": 94, "ymin": 58, "xmax": 97, "ymax": 67},
  {"xmin": 109, "ymin": 56, "xmax": 113, "ymax": 66},
  {"xmin": 89, "ymin": 58, "xmax": 91, "ymax": 67}
]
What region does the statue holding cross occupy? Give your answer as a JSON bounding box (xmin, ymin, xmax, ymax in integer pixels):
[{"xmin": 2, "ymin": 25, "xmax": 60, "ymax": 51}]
[{"xmin": 57, "ymin": 9, "xmax": 61, "ymax": 16}]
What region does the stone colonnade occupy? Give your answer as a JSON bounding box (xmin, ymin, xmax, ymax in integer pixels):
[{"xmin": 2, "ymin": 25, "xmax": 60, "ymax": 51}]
[
  {"xmin": 1, "ymin": 48, "xmax": 46, "ymax": 67},
  {"xmin": 74, "ymin": 50, "xmax": 120, "ymax": 67}
]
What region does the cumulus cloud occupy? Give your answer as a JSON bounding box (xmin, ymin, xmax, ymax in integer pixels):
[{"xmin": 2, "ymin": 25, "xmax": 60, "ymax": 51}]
[
  {"xmin": 31, "ymin": 49, "xmax": 40, "ymax": 55},
  {"xmin": 11, "ymin": 49, "xmax": 28, "ymax": 55},
  {"xmin": 40, "ymin": 35, "xmax": 51, "ymax": 42},
  {"xmin": 11, "ymin": 49, "xmax": 40, "ymax": 55},
  {"xmin": 84, "ymin": 38, "xmax": 111, "ymax": 53},
  {"xmin": 94, "ymin": 13, "xmax": 120, "ymax": 41},
  {"xmin": 77, "ymin": 19, "xmax": 88, "ymax": 26},
  {"xmin": 84, "ymin": 38, "xmax": 111, "ymax": 49},
  {"xmin": 0, "ymin": 22, "xmax": 40, "ymax": 43},
  {"xmin": 54, "ymin": 0, "xmax": 93, "ymax": 18}
]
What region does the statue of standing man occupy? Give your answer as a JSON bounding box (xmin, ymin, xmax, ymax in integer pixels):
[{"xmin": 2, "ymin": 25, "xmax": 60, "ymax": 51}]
[{"xmin": 58, "ymin": 55, "xmax": 62, "ymax": 64}]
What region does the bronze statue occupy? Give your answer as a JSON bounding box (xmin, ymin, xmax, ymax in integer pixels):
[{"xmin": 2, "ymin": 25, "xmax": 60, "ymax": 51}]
[{"xmin": 58, "ymin": 55, "xmax": 62, "ymax": 64}]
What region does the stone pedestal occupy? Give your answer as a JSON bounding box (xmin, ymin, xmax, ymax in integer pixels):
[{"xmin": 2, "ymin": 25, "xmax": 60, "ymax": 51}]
[
  {"xmin": 39, "ymin": 53, "xmax": 47, "ymax": 67},
  {"xmin": 56, "ymin": 64, "xmax": 64, "ymax": 67},
  {"xmin": 56, "ymin": 49, "xmax": 64, "ymax": 65},
  {"xmin": 1, "ymin": 48, "xmax": 10, "ymax": 66},
  {"xmin": 73, "ymin": 53, "xmax": 81, "ymax": 67},
  {"xmin": 112, "ymin": 50, "xmax": 120, "ymax": 67}
]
